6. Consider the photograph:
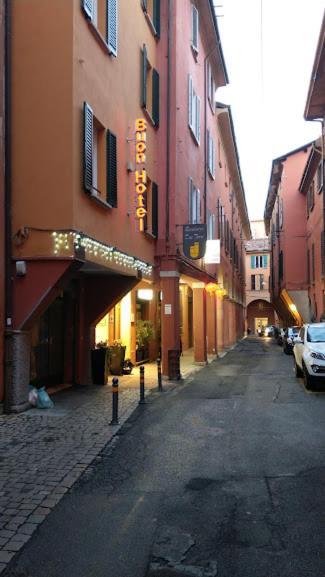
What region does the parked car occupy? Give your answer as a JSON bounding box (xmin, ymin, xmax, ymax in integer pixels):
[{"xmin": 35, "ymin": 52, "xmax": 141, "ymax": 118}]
[
  {"xmin": 293, "ymin": 323, "xmax": 325, "ymax": 390},
  {"xmin": 283, "ymin": 326, "xmax": 300, "ymax": 354},
  {"xmin": 277, "ymin": 328, "xmax": 285, "ymax": 346}
]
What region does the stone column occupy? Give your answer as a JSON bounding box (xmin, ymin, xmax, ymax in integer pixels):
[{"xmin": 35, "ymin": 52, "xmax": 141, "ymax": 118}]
[
  {"xmin": 4, "ymin": 330, "xmax": 30, "ymax": 413},
  {"xmin": 160, "ymin": 271, "xmax": 180, "ymax": 376},
  {"xmin": 193, "ymin": 283, "xmax": 207, "ymax": 364},
  {"xmin": 206, "ymin": 291, "xmax": 217, "ymax": 355}
]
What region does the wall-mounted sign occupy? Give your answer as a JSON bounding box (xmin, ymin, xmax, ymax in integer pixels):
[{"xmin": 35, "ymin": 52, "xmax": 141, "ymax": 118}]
[
  {"xmin": 183, "ymin": 224, "xmax": 207, "ymax": 260},
  {"xmin": 135, "ymin": 118, "xmax": 147, "ymax": 232},
  {"xmin": 204, "ymin": 239, "xmax": 220, "ymax": 264},
  {"xmin": 164, "ymin": 304, "xmax": 172, "ymax": 315}
]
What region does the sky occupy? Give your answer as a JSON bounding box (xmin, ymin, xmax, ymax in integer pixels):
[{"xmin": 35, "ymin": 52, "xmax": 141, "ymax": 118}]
[{"xmin": 215, "ymin": 0, "xmax": 324, "ymax": 221}]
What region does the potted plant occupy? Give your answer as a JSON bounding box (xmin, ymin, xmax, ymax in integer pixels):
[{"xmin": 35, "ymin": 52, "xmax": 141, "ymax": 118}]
[
  {"xmin": 136, "ymin": 320, "xmax": 155, "ymax": 363},
  {"xmin": 106, "ymin": 340, "xmax": 126, "ymax": 376}
]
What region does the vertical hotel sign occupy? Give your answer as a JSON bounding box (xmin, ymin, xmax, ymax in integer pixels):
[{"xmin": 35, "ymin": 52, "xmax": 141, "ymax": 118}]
[{"xmin": 135, "ymin": 118, "xmax": 147, "ymax": 232}]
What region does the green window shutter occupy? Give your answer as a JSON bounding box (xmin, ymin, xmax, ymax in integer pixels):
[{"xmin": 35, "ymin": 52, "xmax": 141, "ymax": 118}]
[
  {"xmin": 82, "ymin": 0, "xmax": 93, "ymax": 19},
  {"xmin": 263, "ymin": 255, "xmax": 267, "ymax": 268},
  {"xmin": 152, "ymin": 182, "xmax": 158, "ymax": 238},
  {"xmin": 250, "ymin": 255, "xmax": 255, "ymax": 269},
  {"xmin": 141, "ymin": 45, "xmax": 147, "ymax": 109},
  {"xmin": 83, "ymin": 102, "xmax": 93, "ymax": 193},
  {"xmin": 153, "ymin": 0, "xmax": 160, "ymax": 37},
  {"xmin": 107, "ymin": 0, "xmax": 118, "ymax": 56},
  {"xmin": 152, "ymin": 68, "xmax": 160, "ymax": 127},
  {"xmin": 107, "ymin": 129, "xmax": 117, "ymax": 207}
]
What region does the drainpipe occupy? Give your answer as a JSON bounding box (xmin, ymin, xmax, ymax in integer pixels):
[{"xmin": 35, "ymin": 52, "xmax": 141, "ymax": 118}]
[
  {"xmin": 165, "ymin": 0, "xmax": 171, "ymax": 245},
  {"xmin": 4, "ymin": 0, "xmax": 12, "ymax": 403}
]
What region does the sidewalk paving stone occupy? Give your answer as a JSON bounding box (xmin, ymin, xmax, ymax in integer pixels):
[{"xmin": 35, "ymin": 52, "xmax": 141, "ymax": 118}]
[{"xmin": 0, "ymin": 349, "xmax": 217, "ymax": 573}]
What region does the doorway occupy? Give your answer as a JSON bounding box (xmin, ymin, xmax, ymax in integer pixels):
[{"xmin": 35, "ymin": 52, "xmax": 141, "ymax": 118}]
[{"xmin": 254, "ymin": 317, "xmax": 268, "ymax": 335}]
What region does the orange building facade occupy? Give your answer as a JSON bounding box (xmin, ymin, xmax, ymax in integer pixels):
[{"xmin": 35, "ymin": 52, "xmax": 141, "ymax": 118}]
[{"xmin": 3, "ymin": 0, "xmax": 250, "ymax": 410}]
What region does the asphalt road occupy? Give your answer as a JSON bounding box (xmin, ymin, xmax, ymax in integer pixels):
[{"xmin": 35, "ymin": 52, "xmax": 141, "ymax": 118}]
[{"xmin": 5, "ymin": 337, "xmax": 325, "ymax": 577}]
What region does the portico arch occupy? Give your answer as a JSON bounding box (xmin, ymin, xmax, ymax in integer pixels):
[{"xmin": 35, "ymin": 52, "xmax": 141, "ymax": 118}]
[{"xmin": 247, "ymin": 299, "xmax": 276, "ymax": 335}]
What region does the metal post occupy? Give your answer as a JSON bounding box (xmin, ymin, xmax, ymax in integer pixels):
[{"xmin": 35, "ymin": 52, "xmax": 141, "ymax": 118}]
[
  {"xmin": 157, "ymin": 357, "xmax": 163, "ymax": 392},
  {"xmin": 139, "ymin": 365, "xmax": 145, "ymax": 404},
  {"xmin": 110, "ymin": 377, "xmax": 119, "ymax": 425}
]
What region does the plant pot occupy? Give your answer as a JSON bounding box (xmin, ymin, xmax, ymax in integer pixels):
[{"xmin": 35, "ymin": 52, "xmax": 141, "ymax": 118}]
[
  {"xmin": 91, "ymin": 347, "xmax": 107, "ymax": 385},
  {"xmin": 106, "ymin": 346, "xmax": 126, "ymax": 376}
]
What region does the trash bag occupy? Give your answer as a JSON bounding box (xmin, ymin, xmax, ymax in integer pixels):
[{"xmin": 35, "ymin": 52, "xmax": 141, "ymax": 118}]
[
  {"xmin": 28, "ymin": 387, "xmax": 38, "ymax": 407},
  {"xmin": 36, "ymin": 387, "xmax": 54, "ymax": 409}
]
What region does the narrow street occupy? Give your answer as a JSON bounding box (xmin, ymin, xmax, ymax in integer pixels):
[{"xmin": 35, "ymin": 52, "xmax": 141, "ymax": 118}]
[{"xmin": 4, "ymin": 337, "xmax": 325, "ymax": 577}]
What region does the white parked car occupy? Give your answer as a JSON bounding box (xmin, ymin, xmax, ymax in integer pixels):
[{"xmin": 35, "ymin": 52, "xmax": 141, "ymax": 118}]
[{"xmin": 293, "ymin": 323, "xmax": 325, "ymax": 390}]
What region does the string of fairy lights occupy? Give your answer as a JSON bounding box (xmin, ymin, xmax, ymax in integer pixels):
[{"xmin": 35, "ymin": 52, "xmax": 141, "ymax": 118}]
[{"xmin": 51, "ymin": 231, "xmax": 153, "ymax": 277}]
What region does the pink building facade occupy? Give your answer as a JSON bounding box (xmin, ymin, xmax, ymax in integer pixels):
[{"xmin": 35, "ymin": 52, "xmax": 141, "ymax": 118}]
[
  {"xmin": 157, "ymin": 0, "xmax": 250, "ymax": 373},
  {"xmin": 264, "ymin": 142, "xmax": 325, "ymax": 326}
]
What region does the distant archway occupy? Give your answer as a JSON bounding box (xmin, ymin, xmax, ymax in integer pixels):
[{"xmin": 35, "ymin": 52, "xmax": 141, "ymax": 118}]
[{"xmin": 247, "ymin": 299, "xmax": 275, "ymax": 335}]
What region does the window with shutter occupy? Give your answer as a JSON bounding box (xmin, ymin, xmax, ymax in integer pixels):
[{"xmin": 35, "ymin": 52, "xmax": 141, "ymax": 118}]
[
  {"xmin": 152, "ymin": 182, "xmax": 158, "ymax": 238},
  {"xmin": 188, "ymin": 75, "xmax": 200, "ymax": 144},
  {"xmin": 188, "ymin": 75, "xmax": 193, "ymax": 129},
  {"xmin": 141, "ymin": 46, "xmax": 159, "ymax": 126},
  {"xmin": 191, "ymin": 5, "xmax": 199, "ymax": 52},
  {"xmin": 83, "ymin": 102, "xmax": 93, "ymax": 193},
  {"xmin": 141, "ymin": 45, "xmax": 148, "ymax": 109},
  {"xmin": 312, "ymin": 243, "xmax": 315, "ymax": 284},
  {"xmin": 152, "ymin": 69, "xmax": 159, "ymax": 127},
  {"xmin": 82, "ymin": 0, "xmax": 118, "ymax": 56},
  {"xmin": 107, "ymin": 129, "xmax": 117, "ymax": 207},
  {"xmin": 83, "ymin": 0, "xmax": 93, "ymax": 19},
  {"xmin": 141, "ymin": 0, "xmax": 160, "ymax": 37},
  {"xmin": 107, "ymin": 0, "xmax": 118, "ymax": 55},
  {"xmin": 251, "ymin": 275, "xmax": 256, "ymax": 290}
]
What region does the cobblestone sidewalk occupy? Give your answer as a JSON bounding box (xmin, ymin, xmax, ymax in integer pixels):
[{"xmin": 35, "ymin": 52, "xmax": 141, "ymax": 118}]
[{"xmin": 0, "ymin": 383, "xmax": 161, "ymax": 574}]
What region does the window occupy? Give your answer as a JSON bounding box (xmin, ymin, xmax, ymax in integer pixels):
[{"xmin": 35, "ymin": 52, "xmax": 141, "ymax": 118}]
[
  {"xmin": 250, "ymin": 255, "xmax": 267, "ymax": 269},
  {"xmin": 141, "ymin": 0, "xmax": 160, "ymax": 37},
  {"xmin": 307, "ymin": 180, "xmax": 315, "ymax": 215},
  {"xmin": 259, "ymin": 274, "xmax": 264, "ymax": 290},
  {"xmin": 144, "ymin": 179, "xmax": 158, "ymax": 238},
  {"xmin": 217, "ymin": 200, "xmax": 224, "ymax": 245},
  {"xmin": 207, "ymin": 130, "xmax": 215, "ymax": 178},
  {"xmin": 83, "ymin": 102, "xmax": 117, "ymax": 206},
  {"xmin": 82, "ymin": 0, "xmax": 118, "ymax": 56},
  {"xmin": 207, "ymin": 62, "xmax": 215, "ymax": 110},
  {"xmin": 188, "ymin": 75, "xmax": 200, "ymax": 144},
  {"xmin": 207, "ymin": 210, "xmax": 216, "ymax": 240},
  {"xmin": 188, "ymin": 177, "xmax": 200, "ymax": 224},
  {"xmin": 141, "ymin": 45, "xmax": 160, "ymax": 126},
  {"xmin": 251, "ymin": 275, "xmax": 256, "ymax": 290},
  {"xmin": 317, "ymin": 160, "xmax": 324, "ymax": 193},
  {"xmin": 191, "ymin": 4, "xmax": 199, "ymax": 52},
  {"xmin": 279, "ymin": 250, "xmax": 283, "ymax": 282},
  {"xmin": 279, "ymin": 197, "xmax": 284, "ymax": 229}
]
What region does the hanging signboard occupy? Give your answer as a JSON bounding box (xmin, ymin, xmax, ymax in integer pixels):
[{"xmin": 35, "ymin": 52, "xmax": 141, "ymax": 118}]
[
  {"xmin": 183, "ymin": 224, "xmax": 207, "ymax": 260},
  {"xmin": 204, "ymin": 239, "xmax": 221, "ymax": 264},
  {"xmin": 135, "ymin": 118, "xmax": 147, "ymax": 232}
]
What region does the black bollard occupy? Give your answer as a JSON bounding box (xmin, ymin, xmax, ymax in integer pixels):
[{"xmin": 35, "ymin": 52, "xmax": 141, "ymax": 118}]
[
  {"xmin": 139, "ymin": 365, "xmax": 145, "ymax": 404},
  {"xmin": 157, "ymin": 358, "xmax": 163, "ymax": 392},
  {"xmin": 110, "ymin": 377, "xmax": 119, "ymax": 425}
]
